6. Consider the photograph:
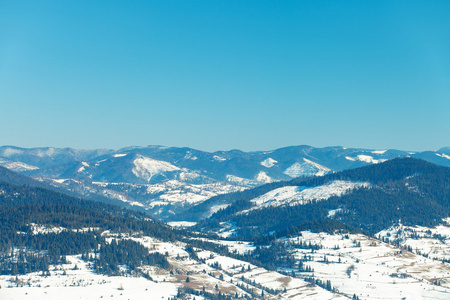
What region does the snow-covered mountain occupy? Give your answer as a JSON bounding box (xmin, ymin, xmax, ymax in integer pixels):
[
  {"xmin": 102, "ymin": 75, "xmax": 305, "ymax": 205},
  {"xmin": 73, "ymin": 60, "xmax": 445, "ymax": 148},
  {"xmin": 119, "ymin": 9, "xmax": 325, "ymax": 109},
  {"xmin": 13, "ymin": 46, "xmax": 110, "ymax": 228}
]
[
  {"xmin": 1, "ymin": 145, "xmax": 450, "ymax": 219},
  {"xmin": 243, "ymin": 180, "xmax": 370, "ymax": 212},
  {"xmin": 3, "ymin": 160, "xmax": 450, "ymax": 300}
]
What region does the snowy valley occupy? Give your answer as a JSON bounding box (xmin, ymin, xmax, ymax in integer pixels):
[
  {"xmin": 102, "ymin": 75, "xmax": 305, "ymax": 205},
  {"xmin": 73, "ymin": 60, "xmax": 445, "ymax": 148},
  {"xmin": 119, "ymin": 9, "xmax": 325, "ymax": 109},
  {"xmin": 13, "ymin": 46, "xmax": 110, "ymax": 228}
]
[{"xmin": 1, "ymin": 147, "xmax": 450, "ymax": 299}]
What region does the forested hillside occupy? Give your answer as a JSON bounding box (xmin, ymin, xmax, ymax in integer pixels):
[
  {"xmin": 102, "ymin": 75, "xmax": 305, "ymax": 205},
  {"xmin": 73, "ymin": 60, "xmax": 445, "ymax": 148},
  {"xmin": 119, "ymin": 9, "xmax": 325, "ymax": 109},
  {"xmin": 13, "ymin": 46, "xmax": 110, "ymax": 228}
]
[
  {"xmin": 195, "ymin": 158, "xmax": 450, "ymax": 236},
  {"xmin": 0, "ymin": 181, "xmax": 180, "ymax": 276}
]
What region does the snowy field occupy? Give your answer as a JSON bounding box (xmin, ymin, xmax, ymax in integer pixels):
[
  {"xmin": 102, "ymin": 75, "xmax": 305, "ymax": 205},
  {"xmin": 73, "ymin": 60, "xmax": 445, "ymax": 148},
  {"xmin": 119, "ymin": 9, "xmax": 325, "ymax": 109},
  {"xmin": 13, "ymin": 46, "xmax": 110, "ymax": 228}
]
[
  {"xmin": 0, "ymin": 255, "xmax": 178, "ymax": 300},
  {"xmin": 376, "ymin": 220, "xmax": 450, "ymax": 261},
  {"xmin": 3, "ymin": 225, "xmax": 450, "ymax": 299},
  {"xmin": 284, "ymin": 231, "xmax": 450, "ymax": 299}
]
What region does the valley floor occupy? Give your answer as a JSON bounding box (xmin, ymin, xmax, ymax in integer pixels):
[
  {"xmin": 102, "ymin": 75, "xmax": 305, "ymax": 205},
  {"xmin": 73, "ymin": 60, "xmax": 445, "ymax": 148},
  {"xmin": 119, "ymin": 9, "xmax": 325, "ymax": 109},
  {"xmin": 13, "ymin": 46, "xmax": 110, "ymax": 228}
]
[{"xmin": 2, "ymin": 224, "xmax": 450, "ymax": 300}]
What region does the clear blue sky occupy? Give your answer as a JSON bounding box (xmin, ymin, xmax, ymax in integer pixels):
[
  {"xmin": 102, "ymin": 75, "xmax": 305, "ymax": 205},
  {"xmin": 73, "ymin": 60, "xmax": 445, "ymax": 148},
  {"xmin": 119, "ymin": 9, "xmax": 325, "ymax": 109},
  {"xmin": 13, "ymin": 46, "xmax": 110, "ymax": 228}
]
[{"xmin": 1, "ymin": 1, "xmax": 449, "ymax": 152}]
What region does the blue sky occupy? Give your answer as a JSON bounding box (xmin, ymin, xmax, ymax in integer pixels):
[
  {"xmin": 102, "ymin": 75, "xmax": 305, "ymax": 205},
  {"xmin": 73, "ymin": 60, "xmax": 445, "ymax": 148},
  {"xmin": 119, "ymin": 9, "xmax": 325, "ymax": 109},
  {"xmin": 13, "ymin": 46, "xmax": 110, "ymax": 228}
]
[{"xmin": 1, "ymin": 1, "xmax": 449, "ymax": 152}]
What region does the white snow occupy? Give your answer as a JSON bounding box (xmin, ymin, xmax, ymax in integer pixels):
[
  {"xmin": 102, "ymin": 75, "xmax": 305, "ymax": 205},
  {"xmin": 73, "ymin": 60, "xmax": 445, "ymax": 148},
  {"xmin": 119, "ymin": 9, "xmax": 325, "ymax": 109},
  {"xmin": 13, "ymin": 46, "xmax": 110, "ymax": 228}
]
[
  {"xmin": 113, "ymin": 153, "xmax": 127, "ymax": 158},
  {"xmin": 1, "ymin": 147, "xmax": 24, "ymax": 157},
  {"xmin": 327, "ymin": 208, "xmax": 343, "ymax": 218},
  {"xmin": 52, "ymin": 179, "xmax": 67, "ymax": 184},
  {"xmin": 184, "ymin": 152, "xmax": 198, "ymax": 160},
  {"xmin": 0, "ymin": 159, "xmax": 39, "ymax": 172},
  {"xmin": 177, "ymin": 171, "xmax": 201, "ymax": 181},
  {"xmin": 284, "ymin": 230, "xmax": 450, "ymax": 300},
  {"xmin": 436, "ymin": 153, "xmax": 450, "ymax": 160},
  {"xmin": 226, "ymin": 175, "xmax": 259, "ymax": 187},
  {"xmin": 244, "ymin": 181, "xmax": 369, "ymax": 211},
  {"xmin": 77, "ymin": 162, "xmax": 90, "ymax": 173},
  {"xmin": 25, "ymin": 223, "xmax": 66, "ymax": 235},
  {"xmin": 372, "ymin": 150, "xmax": 387, "ymax": 154},
  {"xmin": 260, "ymin": 157, "xmax": 278, "ymax": 168},
  {"xmin": 35, "ymin": 148, "xmax": 56, "ymax": 157},
  {"xmin": 284, "ymin": 158, "xmax": 331, "ymax": 177},
  {"xmin": 346, "ymin": 155, "xmax": 387, "ymax": 164},
  {"xmin": 376, "ymin": 222, "xmax": 450, "ymax": 261},
  {"xmin": 166, "ymin": 221, "xmax": 197, "ymax": 228},
  {"xmin": 132, "ymin": 155, "xmax": 180, "ymax": 182},
  {"xmin": 94, "ymin": 159, "xmax": 107, "ymax": 166},
  {"xmin": 4, "ymin": 227, "xmax": 450, "ymax": 300},
  {"xmin": 0, "ymin": 255, "xmax": 177, "ymax": 300},
  {"xmin": 144, "ymin": 180, "xmax": 246, "ymax": 206},
  {"xmin": 255, "ymin": 171, "xmax": 273, "ymax": 183},
  {"xmin": 213, "ymin": 155, "xmax": 226, "ymax": 162},
  {"xmin": 102, "ymin": 189, "xmax": 145, "ymax": 207},
  {"xmin": 209, "ymin": 204, "xmax": 231, "ymax": 215}
]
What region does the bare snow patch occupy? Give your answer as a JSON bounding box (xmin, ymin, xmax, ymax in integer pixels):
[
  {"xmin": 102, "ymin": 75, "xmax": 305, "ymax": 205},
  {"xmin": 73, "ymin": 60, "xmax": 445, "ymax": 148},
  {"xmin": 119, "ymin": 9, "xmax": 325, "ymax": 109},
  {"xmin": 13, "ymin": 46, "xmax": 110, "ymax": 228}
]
[
  {"xmin": 210, "ymin": 204, "xmax": 231, "ymax": 215},
  {"xmin": 283, "ymin": 158, "xmax": 331, "ymax": 177},
  {"xmin": 327, "ymin": 208, "xmax": 343, "ymax": 218},
  {"xmin": 36, "ymin": 148, "xmax": 56, "ymax": 157},
  {"xmin": 372, "ymin": 150, "xmax": 387, "ymax": 154},
  {"xmin": 226, "ymin": 175, "xmax": 259, "ymax": 187},
  {"xmin": 166, "ymin": 221, "xmax": 197, "ymax": 228},
  {"xmin": 0, "ymin": 159, "xmax": 39, "ymax": 172},
  {"xmin": 260, "ymin": 157, "xmax": 278, "ymax": 168},
  {"xmin": 1, "ymin": 147, "xmax": 24, "ymax": 157},
  {"xmin": 132, "ymin": 155, "xmax": 180, "ymax": 182},
  {"xmin": 178, "ymin": 171, "xmax": 201, "ymax": 181},
  {"xmin": 245, "ymin": 180, "xmax": 369, "ymax": 211},
  {"xmin": 213, "ymin": 155, "xmax": 226, "ymax": 162},
  {"xmin": 52, "ymin": 178, "xmax": 68, "ymax": 184},
  {"xmin": 184, "ymin": 151, "xmax": 198, "ymax": 160},
  {"xmin": 436, "ymin": 153, "xmax": 450, "ymax": 160},
  {"xmin": 346, "ymin": 155, "xmax": 387, "ymax": 164},
  {"xmin": 255, "ymin": 171, "xmax": 273, "ymax": 183}
]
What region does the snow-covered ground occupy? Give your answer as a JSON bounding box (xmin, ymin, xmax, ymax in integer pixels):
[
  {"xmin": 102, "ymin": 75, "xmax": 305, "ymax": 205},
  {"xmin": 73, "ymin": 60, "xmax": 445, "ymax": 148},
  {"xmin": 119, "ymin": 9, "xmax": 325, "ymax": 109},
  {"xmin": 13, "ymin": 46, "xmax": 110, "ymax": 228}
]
[
  {"xmin": 3, "ymin": 226, "xmax": 450, "ymax": 299},
  {"xmin": 436, "ymin": 153, "xmax": 450, "ymax": 160},
  {"xmin": 132, "ymin": 155, "xmax": 181, "ymax": 182},
  {"xmin": 166, "ymin": 221, "xmax": 197, "ymax": 228},
  {"xmin": 283, "ymin": 231, "xmax": 450, "ymax": 299},
  {"xmin": 261, "ymin": 157, "xmax": 278, "ymax": 168},
  {"xmin": 0, "ymin": 158, "xmax": 39, "ymax": 172},
  {"xmin": 242, "ymin": 180, "xmax": 369, "ymax": 212},
  {"xmin": 44, "ymin": 177, "xmax": 247, "ymax": 214},
  {"xmin": 144, "ymin": 180, "xmax": 246, "ymax": 206},
  {"xmin": 345, "ymin": 155, "xmax": 387, "ymax": 164},
  {"xmin": 284, "ymin": 159, "xmax": 331, "ymax": 177},
  {"xmin": 376, "ymin": 221, "xmax": 450, "ymax": 261},
  {"xmin": 226, "ymin": 174, "xmax": 263, "ymax": 187},
  {"xmin": 0, "ymin": 255, "xmax": 178, "ymax": 300},
  {"xmin": 256, "ymin": 171, "xmax": 274, "ymax": 183}
]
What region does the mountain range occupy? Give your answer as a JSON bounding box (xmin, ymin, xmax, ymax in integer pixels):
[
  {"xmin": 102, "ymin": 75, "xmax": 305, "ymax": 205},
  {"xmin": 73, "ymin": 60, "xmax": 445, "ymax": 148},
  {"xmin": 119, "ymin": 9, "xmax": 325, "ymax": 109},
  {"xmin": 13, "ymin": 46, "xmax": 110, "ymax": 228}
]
[
  {"xmin": 2, "ymin": 147, "xmax": 450, "ymax": 299},
  {"xmin": 1, "ymin": 145, "xmax": 450, "ymax": 220}
]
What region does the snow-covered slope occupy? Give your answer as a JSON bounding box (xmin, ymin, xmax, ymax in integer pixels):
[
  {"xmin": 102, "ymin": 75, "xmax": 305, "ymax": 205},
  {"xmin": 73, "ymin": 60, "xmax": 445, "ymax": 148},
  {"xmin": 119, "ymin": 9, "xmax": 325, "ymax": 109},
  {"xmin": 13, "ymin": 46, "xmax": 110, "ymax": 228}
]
[
  {"xmin": 345, "ymin": 154, "xmax": 387, "ymax": 164},
  {"xmin": 0, "ymin": 158, "xmax": 39, "ymax": 172},
  {"xmin": 283, "ymin": 158, "xmax": 331, "ymax": 177},
  {"xmin": 40, "ymin": 176, "xmax": 247, "ymax": 219},
  {"xmin": 3, "ymin": 226, "xmax": 450, "ymax": 300},
  {"xmin": 247, "ymin": 180, "xmax": 369, "ymax": 210},
  {"xmin": 132, "ymin": 155, "xmax": 181, "ymax": 182},
  {"xmin": 261, "ymin": 157, "xmax": 278, "ymax": 168}
]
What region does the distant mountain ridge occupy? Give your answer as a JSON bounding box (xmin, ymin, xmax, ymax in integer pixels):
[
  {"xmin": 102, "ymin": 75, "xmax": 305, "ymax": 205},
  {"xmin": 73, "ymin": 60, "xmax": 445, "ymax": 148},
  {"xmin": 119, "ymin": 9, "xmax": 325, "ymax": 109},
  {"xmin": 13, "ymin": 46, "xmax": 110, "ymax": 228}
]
[{"xmin": 1, "ymin": 145, "xmax": 450, "ymax": 219}]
